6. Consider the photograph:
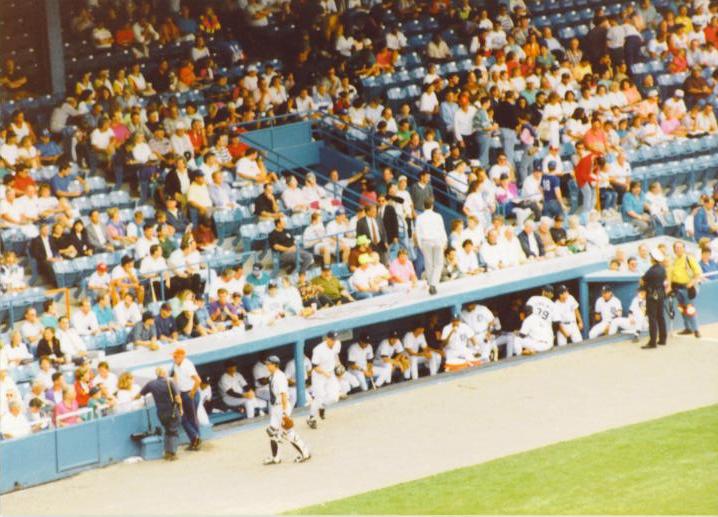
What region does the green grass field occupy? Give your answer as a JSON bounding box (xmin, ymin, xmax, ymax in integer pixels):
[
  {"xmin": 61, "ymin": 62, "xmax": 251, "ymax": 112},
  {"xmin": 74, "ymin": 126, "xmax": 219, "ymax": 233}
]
[{"xmin": 293, "ymin": 404, "xmax": 718, "ymax": 515}]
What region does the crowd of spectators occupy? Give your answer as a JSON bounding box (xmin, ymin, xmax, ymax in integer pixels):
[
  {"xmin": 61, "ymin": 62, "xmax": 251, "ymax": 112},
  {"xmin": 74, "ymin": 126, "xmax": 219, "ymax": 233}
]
[{"xmin": 2, "ymin": 0, "xmax": 718, "ymax": 438}]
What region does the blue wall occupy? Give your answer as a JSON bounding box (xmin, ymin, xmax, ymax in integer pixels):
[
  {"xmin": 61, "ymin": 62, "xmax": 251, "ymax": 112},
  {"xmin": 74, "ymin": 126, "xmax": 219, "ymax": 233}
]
[{"xmin": 4, "ymin": 273, "xmax": 717, "ymax": 494}]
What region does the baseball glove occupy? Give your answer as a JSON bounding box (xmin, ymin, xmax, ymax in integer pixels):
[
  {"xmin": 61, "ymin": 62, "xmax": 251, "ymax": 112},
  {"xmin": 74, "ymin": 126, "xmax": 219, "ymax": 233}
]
[
  {"xmin": 334, "ymin": 364, "xmax": 346, "ymax": 376},
  {"xmin": 281, "ymin": 414, "xmax": 294, "ymax": 430}
]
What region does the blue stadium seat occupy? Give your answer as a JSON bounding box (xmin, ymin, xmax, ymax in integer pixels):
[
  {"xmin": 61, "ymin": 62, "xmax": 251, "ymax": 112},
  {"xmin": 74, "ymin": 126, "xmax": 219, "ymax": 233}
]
[{"xmin": 559, "ymin": 27, "xmax": 576, "ymax": 40}]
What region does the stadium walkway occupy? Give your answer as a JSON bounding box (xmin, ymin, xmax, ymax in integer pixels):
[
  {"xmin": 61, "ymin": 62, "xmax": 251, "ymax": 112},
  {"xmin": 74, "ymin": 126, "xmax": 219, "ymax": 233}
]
[{"xmin": 4, "ymin": 326, "xmax": 718, "ymax": 515}]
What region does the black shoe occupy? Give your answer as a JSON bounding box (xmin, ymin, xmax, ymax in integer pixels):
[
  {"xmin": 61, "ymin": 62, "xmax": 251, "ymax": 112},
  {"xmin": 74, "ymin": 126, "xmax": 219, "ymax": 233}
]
[
  {"xmin": 678, "ymin": 329, "xmax": 692, "ymax": 335},
  {"xmin": 318, "ymin": 408, "xmax": 325, "ymax": 420},
  {"xmin": 429, "ymin": 285, "xmax": 437, "ymax": 295},
  {"xmin": 641, "ymin": 343, "xmax": 657, "ymax": 349},
  {"xmin": 695, "ymin": 331, "xmax": 701, "ymax": 338}
]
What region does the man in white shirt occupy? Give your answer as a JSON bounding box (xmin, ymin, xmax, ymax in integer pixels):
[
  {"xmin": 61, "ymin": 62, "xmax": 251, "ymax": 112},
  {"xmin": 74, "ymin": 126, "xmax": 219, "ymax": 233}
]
[
  {"xmin": 170, "ymin": 123, "xmax": 194, "ymax": 163},
  {"xmin": 513, "ymin": 285, "xmax": 558, "ymax": 355},
  {"xmin": 171, "ymin": 348, "xmax": 202, "ymax": 450},
  {"xmin": 453, "ymin": 101, "xmax": 477, "ymax": 153},
  {"xmin": 608, "ymin": 288, "xmax": 648, "ymax": 340},
  {"xmin": 554, "ymin": 285, "xmax": 584, "ymax": 346},
  {"xmin": 71, "ymin": 298, "xmax": 100, "ymax": 336},
  {"xmin": 114, "ymin": 292, "xmax": 142, "ymax": 327},
  {"xmin": 402, "ymin": 325, "xmax": 441, "ymax": 379},
  {"xmin": 461, "ymin": 303, "xmax": 503, "ymax": 361},
  {"xmin": 19, "ymin": 307, "xmax": 44, "ymax": 348},
  {"xmin": 307, "ymin": 332, "xmax": 341, "ymax": 429},
  {"xmin": 56, "ymin": 316, "xmax": 88, "ymax": 361},
  {"xmin": 95, "ymin": 361, "xmax": 118, "ymax": 395},
  {"xmin": 1, "ymin": 401, "xmax": 31, "ymax": 439},
  {"xmin": 588, "ymin": 285, "xmax": 623, "ymax": 339},
  {"xmin": 441, "ymin": 314, "xmax": 481, "ymax": 370},
  {"xmin": 456, "ymin": 239, "xmax": 481, "ymax": 275},
  {"xmin": 347, "ymin": 334, "xmax": 375, "ymax": 391},
  {"xmin": 281, "ymin": 175, "xmax": 309, "ymax": 213},
  {"xmin": 218, "ymin": 361, "xmax": 266, "ymax": 418},
  {"xmin": 415, "ymin": 200, "xmax": 448, "ymax": 295},
  {"xmin": 447, "ymin": 161, "xmax": 470, "ymax": 201},
  {"xmin": 187, "ymin": 172, "xmax": 213, "ymax": 216},
  {"xmin": 135, "ymin": 224, "xmax": 159, "ymax": 259},
  {"xmin": 90, "ymin": 117, "xmax": 116, "ymax": 170}
]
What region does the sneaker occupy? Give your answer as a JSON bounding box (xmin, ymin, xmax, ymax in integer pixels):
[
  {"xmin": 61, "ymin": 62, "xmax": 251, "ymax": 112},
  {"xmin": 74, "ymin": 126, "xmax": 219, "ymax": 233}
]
[
  {"xmin": 318, "ymin": 408, "xmax": 326, "ymax": 420},
  {"xmin": 294, "ymin": 452, "xmax": 312, "ymax": 463},
  {"xmin": 263, "ymin": 457, "xmax": 281, "ymax": 465},
  {"xmin": 307, "ymin": 417, "xmax": 318, "ymax": 429}
]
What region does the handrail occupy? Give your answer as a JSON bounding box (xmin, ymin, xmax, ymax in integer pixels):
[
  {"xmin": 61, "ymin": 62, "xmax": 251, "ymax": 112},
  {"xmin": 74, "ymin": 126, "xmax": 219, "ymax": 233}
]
[
  {"xmin": 311, "ymin": 114, "xmax": 464, "ymax": 219},
  {"xmin": 233, "ymin": 121, "xmax": 365, "ymax": 213}
]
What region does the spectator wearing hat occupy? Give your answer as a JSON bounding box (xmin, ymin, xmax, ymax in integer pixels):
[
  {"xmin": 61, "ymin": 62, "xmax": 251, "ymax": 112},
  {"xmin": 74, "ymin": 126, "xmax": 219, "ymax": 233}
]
[
  {"xmin": 170, "ymin": 348, "xmax": 202, "ymax": 450},
  {"xmin": 36, "ymin": 130, "xmax": 63, "ymax": 165},
  {"xmin": 641, "ymin": 248, "xmax": 668, "ymax": 349}
]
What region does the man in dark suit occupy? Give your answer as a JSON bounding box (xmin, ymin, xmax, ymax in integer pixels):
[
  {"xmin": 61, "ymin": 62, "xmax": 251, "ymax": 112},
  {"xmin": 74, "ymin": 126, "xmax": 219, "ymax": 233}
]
[
  {"xmin": 518, "ymin": 220, "xmax": 545, "ymax": 259},
  {"xmin": 377, "ymin": 194, "xmax": 400, "ymax": 246},
  {"xmin": 356, "ymin": 203, "xmax": 389, "ymax": 261},
  {"xmin": 29, "ymin": 222, "xmax": 60, "ymax": 284},
  {"xmin": 164, "ymin": 197, "xmax": 189, "ymax": 234}
]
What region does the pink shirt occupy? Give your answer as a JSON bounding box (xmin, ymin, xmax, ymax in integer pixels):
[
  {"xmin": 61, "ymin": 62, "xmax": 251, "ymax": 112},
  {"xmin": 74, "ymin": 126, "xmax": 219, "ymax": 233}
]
[
  {"xmin": 54, "ymin": 400, "xmax": 80, "ymax": 426},
  {"xmin": 389, "ymin": 259, "xmax": 416, "ymax": 283}
]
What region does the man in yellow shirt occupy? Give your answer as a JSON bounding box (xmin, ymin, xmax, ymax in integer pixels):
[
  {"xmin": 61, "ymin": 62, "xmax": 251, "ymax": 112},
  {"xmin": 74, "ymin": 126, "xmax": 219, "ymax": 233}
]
[{"xmin": 667, "ymin": 241, "xmax": 703, "ymax": 338}]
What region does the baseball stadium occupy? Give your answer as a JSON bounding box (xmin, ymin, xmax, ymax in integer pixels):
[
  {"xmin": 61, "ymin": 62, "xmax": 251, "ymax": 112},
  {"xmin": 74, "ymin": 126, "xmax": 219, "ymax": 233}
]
[{"xmin": 1, "ymin": 0, "xmax": 718, "ymax": 515}]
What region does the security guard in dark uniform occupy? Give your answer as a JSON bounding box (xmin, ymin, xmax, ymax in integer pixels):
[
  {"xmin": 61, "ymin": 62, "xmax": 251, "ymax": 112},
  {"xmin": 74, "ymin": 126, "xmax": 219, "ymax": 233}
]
[{"xmin": 641, "ymin": 248, "xmax": 668, "ymax": 349}]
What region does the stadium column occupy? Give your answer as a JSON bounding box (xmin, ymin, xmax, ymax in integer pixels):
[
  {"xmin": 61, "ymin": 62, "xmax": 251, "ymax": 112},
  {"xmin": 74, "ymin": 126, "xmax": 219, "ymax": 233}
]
[
  {"xmin": 579, "ymin": 278, "xmax": 590, "ymax": 339},
  {"xmin": 44, "ymin": 0, "xmax": 66, "ymax": 96},
  {"xmin": 294, "ymin": 339, "xmax": 306, "ymax": 407}
]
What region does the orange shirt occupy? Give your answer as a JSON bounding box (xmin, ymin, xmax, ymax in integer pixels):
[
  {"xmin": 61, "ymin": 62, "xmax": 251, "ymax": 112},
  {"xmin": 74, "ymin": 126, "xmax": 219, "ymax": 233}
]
[{"xmin": 179, "ymin": 65, "xmax": 196, "ymax": 86}]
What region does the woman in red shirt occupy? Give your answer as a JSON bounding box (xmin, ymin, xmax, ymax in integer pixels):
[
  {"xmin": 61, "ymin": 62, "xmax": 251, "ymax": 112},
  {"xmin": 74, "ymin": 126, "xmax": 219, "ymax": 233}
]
[
  {"xmin": 73, "ymin": 366, "xmax": 94, "ymax": 408},
  {"xmin": 188, "ymin": 119, "xmax": 208, "ymax": 154}
]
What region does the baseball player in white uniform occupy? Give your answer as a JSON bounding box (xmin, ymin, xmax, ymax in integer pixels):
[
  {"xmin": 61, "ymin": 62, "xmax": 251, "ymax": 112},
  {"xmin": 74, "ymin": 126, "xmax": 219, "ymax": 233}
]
[
  {"xmin": 285, "ymin": 354, "xmax": 312, "ymax": 408},
  {"xmin": 609, "ymin": 287, "xmax": 648, "ymax": 340},
  {"xmin": 307, "ymin": 332, "xmax": 341, "ymax": 429},
  {"xmin": 589, "ymin": 285, "xmax": 623, "ymax": 339},
  {"xmin": 218, "ymin": 361, "xmax": 267, "ymax": 418},
  {"xmin": 460, "ymin": 303, "xmax": 505, "ymax": 361},
  {"xmin": 262, "ymin": 356, "xmax": 311, "ymax": 465},
  {"xmin": 252, "ymin": 359, "xmax": 271, "ymax": 403},
  {"xmin": 513, "ymin": 285, "xmax": 557, "ymax": 355},
  {"xmin": 374, "ymin": 331, "xmax": 410, "ymax": 384},
  {"xmin": 402, "ymin": 326, "xmax": 441, "ymax": 379},
  {"xmin": 440, "ymin": 313, "xmax": 481, "ymax": 371},
  {"xmin": 553, "ymin": 285, "xmax": 584, "ymax": 346},
  {"xmin": 347, "ymin": 334, "xmax": 375, "ymax": 391}
]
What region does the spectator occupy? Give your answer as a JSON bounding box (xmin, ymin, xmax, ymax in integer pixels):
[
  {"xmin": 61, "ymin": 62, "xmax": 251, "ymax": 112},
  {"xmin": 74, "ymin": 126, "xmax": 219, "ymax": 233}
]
[{"xmin": 269, "ymin": 217, "xmax": 313, "ymax": 273}]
